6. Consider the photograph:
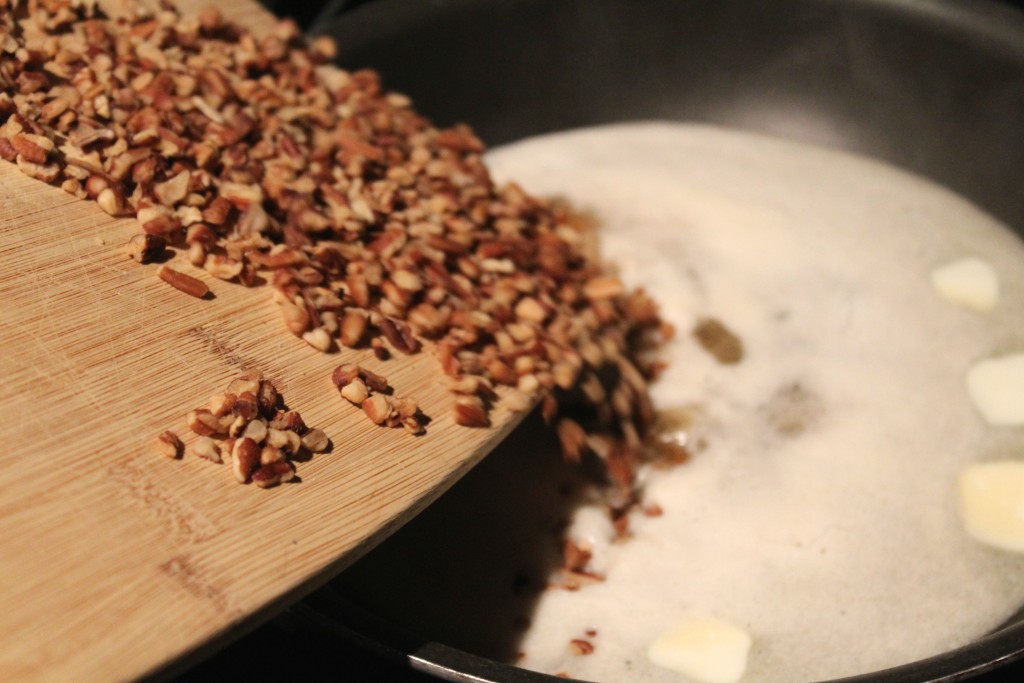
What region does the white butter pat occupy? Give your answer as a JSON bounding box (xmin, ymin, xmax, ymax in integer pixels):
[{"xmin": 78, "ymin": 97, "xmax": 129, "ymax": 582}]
[
  {"xmin": 647, "ymin": 617, "xmax": 752, "ymax": 683},
  {"xmin": 930, "ymin": 257, "xmax": 999, "ymax": 311},
  {"xmin": 958, "ymin": 461, "xmax": 1024, "ymax": 552},
  {"xmin": 966, "ymin": 354, "xmax": 1024, "ymax": 425}
]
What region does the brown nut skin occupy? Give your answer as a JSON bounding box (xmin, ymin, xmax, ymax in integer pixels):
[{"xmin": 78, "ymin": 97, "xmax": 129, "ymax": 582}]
[
  {"xmin": 158, "ymin": 265, "xmax": 209, "ymax": 299},
  {"xmin": 331, "ymin": 364, "xmax": 361, "ymax": 389},
  {"xmin": 257, "ymin": 380, "xmax": 279, "ymax": 417},
  {"xmin": 185, "ymin": 223, "xmax": 218, "ymax": 246},
  {"xmin": 280, "ymin": 410, "xmax": 307, "ymax": 435},
  {"xmin": 454, "ymin": 396, "xmax": 490, "ymax": 428},
  {"xmin": 233, "ymin": 391, "xmax": 259, "ymax": 421},
  {"xmin": 227, "ymin": 414, "xmax": 249, "ymax": 438},
  {"xmin": 359, "ymin": 367, "xmax": 390, "ymax": 393},
  {"xmin": 231, "ymin": 437, "xmax": 261, "ymax": 483},
  {"xmin": 379, "ymin": 317, "xmax": 421, "ymax": 354},
  {"xmin": 187, "ymin": 409, "xmax": 224, "ymax": 436},
  {"xmin": 227, "ymin": 373, "xmax": 263, "ymax": 396},
  {"xmin": 252, "ymin": 461, "xmax": 295, "ymax": 488}
]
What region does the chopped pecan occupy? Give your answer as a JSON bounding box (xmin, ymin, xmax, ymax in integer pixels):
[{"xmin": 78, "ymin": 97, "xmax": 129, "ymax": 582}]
[
  {"xmin": 124, "ymin": 233, "xmax": 166, "ymax": 264},
  {"xmin": 155, "ymin": 431, "xmax": 183, "ymax": 459},
  {"xmin": 300, "ymin": 428, "xmax": 329, "ymax": 453},
  {"xmin": 231, "ymin": 437, "xmax": 261, "ymax": 483},
  {"xmin": 361, "ymin": 394, "xmax": 392, "ymax": 425},
  {"xmin": 453, "ymin": 396, "xmax": 490, "ymax": 428},
  {"xmin": 252, "ymin": 461, "xmax": 295, "ymax": 488},
  {"xmin": 339, "ymin": 310, "xmax": 368, "ymax": 347},
  {"xmin": 191, "ymin": 436, "xmax": 222, "ymax": 463},
  {"xmin": 187, "ymin": 409, "xmax": 224, "ymax": 436},
  {"xmin": 378, "ymin": 317, "xmax": 420, "ymax": 354},
  {"xmin": 157, "ymin": 265, "xmax": 209, "ymax": 299},
  {"xmin": 257, "ymin": 380, "xmax": 279, "ymax": 417}
]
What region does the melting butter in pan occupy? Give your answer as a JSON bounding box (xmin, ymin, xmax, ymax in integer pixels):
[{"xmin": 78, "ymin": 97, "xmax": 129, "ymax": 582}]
[
  {"xmin": 959, "ymin": 461, "xmax": 1024, "ymax": 553},
  {"xmin": 967, "ymin": 354, "xmax": 1024, "ymax": 426},
  {"xmin": 931, "ymin": 257, "xmax": 1000, "ymax": 312},
  {"xmin": 647, "ymin": 617, "xmax": 752, "ymax": 683},
  {"xmin": 481, "ymin": 122, "xmax": 1024, "ymax": 682}
]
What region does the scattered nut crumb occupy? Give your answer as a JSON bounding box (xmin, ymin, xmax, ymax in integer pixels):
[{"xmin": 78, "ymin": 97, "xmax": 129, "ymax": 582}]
[
  {"xmin": 155, "ymin": 431, "xmax": 182, "ymax": 459},
  {"xmin": 693, "ymin": 317, "xmax": 744, "ymax": 364}
]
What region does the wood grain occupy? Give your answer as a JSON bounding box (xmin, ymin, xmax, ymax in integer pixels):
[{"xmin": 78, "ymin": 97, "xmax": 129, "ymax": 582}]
[{"xmin": 0, "ymin": 1, "xmax": 527, "ymax": 680}]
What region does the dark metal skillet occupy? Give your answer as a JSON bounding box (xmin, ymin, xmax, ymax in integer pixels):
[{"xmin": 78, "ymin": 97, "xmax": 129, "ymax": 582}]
[{"xmin": 180, "ymin": 1, "xmax": 1024, "ymax": 681}]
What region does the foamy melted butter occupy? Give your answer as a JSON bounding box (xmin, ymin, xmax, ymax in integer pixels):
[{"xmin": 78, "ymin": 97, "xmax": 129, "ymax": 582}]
[{"xmin": 483, "ymin": 123, "xmax": 1024, "ymax": 682}]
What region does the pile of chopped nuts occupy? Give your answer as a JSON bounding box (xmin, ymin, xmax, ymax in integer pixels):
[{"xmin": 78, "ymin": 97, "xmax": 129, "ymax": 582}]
[
  {"xmin": 159, "ymin": 371, "xmax": 329, "ymax": 488},
  {"xmin": 2, "ymin": 1, "xmax": 670, "ymax": 512},
  {"xmin": 331, "ymin": 363, "xmax": 426, "ymax": 435}
]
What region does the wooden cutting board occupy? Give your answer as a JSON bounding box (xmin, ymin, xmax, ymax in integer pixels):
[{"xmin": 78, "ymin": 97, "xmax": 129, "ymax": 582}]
[{"xmin": 0, "ymin": 2, "xmax": 527, "ymax": 680}]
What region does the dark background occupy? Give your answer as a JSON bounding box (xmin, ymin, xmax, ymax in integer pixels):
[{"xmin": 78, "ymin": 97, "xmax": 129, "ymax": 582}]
[
  {"xmin": 176, "ymin": 1, "xmax": 1024, "ymax": 682},
  {"xmin": 259, "ymin": 0, "xmax": 1024, "ymax": 34}
]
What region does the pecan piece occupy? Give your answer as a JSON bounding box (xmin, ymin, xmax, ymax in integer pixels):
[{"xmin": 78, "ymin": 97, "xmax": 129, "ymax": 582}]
[
  {"xmin": 204, "ymin": 254, "xmax": 244, "ymax": 280},
  {"xmin": 125, "ymin": 233, "xmax": 166, "ymax": 264},
  {"xmin": 96, "ymin": 187, "xmax": 128, "ymax": 217},
  {"xmin": 242, "ymin": 418, "xmax": 268, "ymax": 443},
  {"xmin": 231, "ymin": 437, "xmax": 261, "ymax": 483},
  {"xmin": 302, "ymin": 327, "xmax": 333, "ymax": 352},
  {"xmin": 339, "ymin": 377, "xmax": 369, "ymax": 405},
  {"xmin": 360, "ymin": 367, "xmax": 390, "ymax": 394},
  {"xmin": 233, "ymin": 391, "xmax": 259, "ymax": 421},
  {"xmin": 339, "ymin": 310, "xmax": 368, "ymax": 347},
  {"xmin": 300, "ymin": 428, "xmax": 329, "ymax": 453},
  {"xmin": 155, "ymin": 431, "xmax": 183, "ymax": 459},
  {"xmin": 11, "ymin": 134, "xmax": 50, "ymax": 164},
  {"xmin": 378, "ymin": 317, "xmax": 421, "ymax": 354},
  {"xmin": 331, "ymin": 363, "xmax": 361, "ymax": 389},
  {"xmin": 257, "ymin": 380, "xmax": 279, "ymax": 417},
  {"xmin": 191, "ymin": 437, "xmax": 222, "ymax": 463},
  {"xmin": 266, "ymin": 428, "xmax": 302, "ymax": 454},
  {"xmin": 252, "ymin": 461, "xmax": 296, "ymax": 488},
  {"xmin": 268, "ymin": 410, "xmax": 307, "ymax": 435},
  {"xmin": 187, "ymin": 409, "xmax": 224, "ymax": 436},
  {"xmin": 453, "ymin": 396, "xmax": 490, "ymax": 428},
  {"xmin": 157, "ymin": 265, "xmax": 209, "ymax": 299},
  {"xmin": 361, "ymin": 394, "xmax": 392, "ymax": 425},
  {"xmin": 208, "ymin": 393, "xmax": 237, "ymax": 417}
]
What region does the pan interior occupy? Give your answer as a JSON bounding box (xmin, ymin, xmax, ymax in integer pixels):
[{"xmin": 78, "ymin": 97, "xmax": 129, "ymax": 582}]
[{"xmin": 316, "ymin": 1, "xmax": 1024, "ymax": 682}]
